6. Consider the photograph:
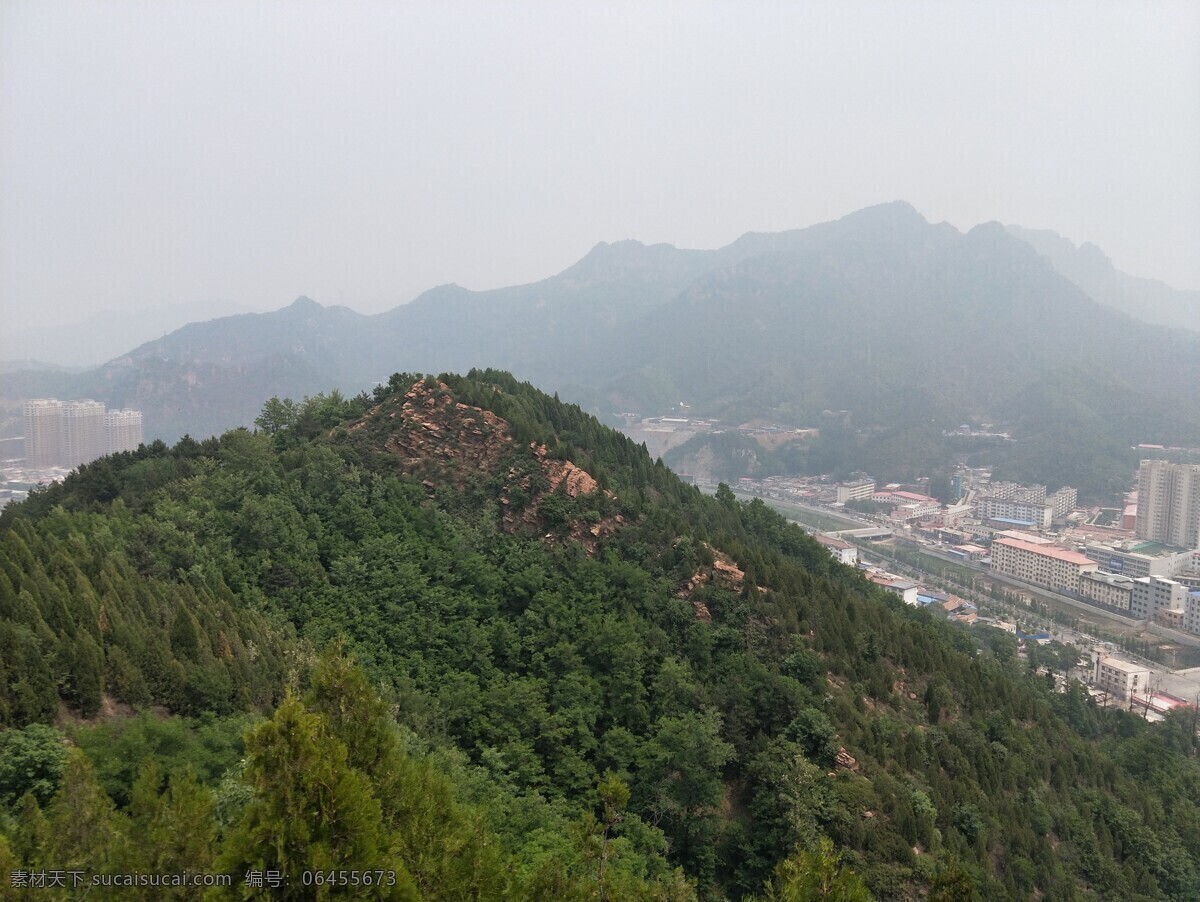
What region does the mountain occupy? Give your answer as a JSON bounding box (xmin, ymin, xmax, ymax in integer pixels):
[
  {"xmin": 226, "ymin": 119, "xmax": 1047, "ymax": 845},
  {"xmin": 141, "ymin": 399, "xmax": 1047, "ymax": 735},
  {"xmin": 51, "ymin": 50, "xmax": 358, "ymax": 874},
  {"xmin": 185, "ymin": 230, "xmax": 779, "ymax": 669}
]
[
  {"xmin": 2, "ymin": 373, "xmax": 1199, "ymax": 898},
  {"xmin": 8, "ymin": 203, "xmax": 1200, "ymax": 497},
  {"xmin": 1006, "ymin": 224, "xmax": 1200, "ymax": 333},
  {"xmin": 2, "ymin": 297, "xmax": 277, "ymax": 369}
]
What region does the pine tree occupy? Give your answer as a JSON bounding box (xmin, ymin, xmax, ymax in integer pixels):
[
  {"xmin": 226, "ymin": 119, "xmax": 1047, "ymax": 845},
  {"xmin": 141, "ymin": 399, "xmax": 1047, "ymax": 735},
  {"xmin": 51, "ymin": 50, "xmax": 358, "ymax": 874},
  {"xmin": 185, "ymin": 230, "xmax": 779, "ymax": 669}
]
[
  {"xmin": 214, "ymin": 695, "xmax": 418, "ymax": 900},
  {"xmin": 45, "ymin": 750, "xmax": 124, "ymax": 876}
]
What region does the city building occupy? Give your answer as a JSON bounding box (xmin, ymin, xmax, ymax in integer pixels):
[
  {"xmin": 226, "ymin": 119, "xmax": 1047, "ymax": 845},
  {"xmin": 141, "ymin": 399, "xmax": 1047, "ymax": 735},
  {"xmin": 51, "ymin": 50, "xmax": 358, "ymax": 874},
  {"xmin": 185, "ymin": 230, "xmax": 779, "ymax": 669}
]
[
  {"xmin": 22, "ymin": 399, "xmax": 63, "ymax": 467},
  {"xmin": 835, "ymin": 478, "xmax": 875, "ymax": 504},
  {"xmin": 19, "ymin": 398, "xmax": 145, "ymax": 469},
  {"xmin": 1079, "ymin": 571, "xmax": 1134, "ymax": 610},
  {"xmin": 106, "ymin": 409, "xmax": 144, "ymax": 454},
  {"xmin": 813, "ymin": 533, "xmax": 858, "ymax": 566},
  {"xmin": 983, "ymin": 481, "xmax": 1046, "ymax": 503},
  {"xmin": 1135, "ymin": 460, "xmax": 1200, "ymax": 550},
  {"xmin": 889, "ymin": 499, "xmax": 941, "ymax": 522},
  {"xmin": 1186, "ymin": 591, "xmax": 1200, "ymax": 635},
  {"xmin": 978, "ymin": 496, "xmax": 1053, "ymax": 531},
  {"xmin": 867, "ymin": 573, "xmax": 919, "ymax": 605},
  {"xmin": 1084, "ymin": 540, "xmax": 1195, "ymax": 580},
  {"xmin": 1049, "ymin": 487, "xmax": 1078, "ymax": 522},
  {"xmin": 990, "ymin": 537, "xmax": 1098, "ymax": 594},
  {"xmin": 62, "ymin": 400, "xmax": 107, "ymax": 468},
  {"xmin": 1129, "ymin": 576, "xmax": 1187, "ymax": 623},
  {"xmin": 1093, "ymin": 655, "xmax": 1151, "ymax": 702}
]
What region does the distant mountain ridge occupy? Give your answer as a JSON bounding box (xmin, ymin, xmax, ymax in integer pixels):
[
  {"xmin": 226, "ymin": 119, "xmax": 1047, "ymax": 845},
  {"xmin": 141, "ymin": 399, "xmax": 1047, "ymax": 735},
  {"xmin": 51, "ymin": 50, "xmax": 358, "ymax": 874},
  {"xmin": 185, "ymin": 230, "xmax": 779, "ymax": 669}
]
[
  {"xmin": 1005, "ymin": 224, "xmax": 1200, "ymax": 333},
  {"xmin": 5, "ymin": 202, "xmax": 1198, "ymax": 496}
]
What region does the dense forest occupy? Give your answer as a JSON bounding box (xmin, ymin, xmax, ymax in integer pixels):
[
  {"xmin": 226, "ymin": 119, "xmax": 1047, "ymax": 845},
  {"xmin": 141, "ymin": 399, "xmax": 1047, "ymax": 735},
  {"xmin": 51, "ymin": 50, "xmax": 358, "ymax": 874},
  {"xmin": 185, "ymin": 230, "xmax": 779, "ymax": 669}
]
[{"xmin": 2, "ymin": 371, "xmax": 1199, "ymax": 900}]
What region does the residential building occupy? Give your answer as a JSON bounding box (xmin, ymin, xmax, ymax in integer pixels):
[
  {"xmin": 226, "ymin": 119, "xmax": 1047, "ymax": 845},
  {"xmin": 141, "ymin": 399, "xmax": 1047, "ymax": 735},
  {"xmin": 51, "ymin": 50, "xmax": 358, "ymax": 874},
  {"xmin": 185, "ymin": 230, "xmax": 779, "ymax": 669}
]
[
  {"xmin": 1093, "ymin": 655, "xmax": 1151, "ymax": 701},
  {"xmin": 1136, "ymin": 460, "xmax": 1200, "ymax": 550},
  {"xmin": 890, "ymin": 499, "xmax": 941, "ymax": 522},
  {"xmin": 995, "ymin": 529, "xmax": 1053, "ymax": 545},
  {"xmin": 106, "ymin": 409, "xmax": 144, "ymax": 454},
  {"xmin": 1049, "ymin": 487, "xmax": 1078, "ymax": 521},
  {"xmin": 978, "ymin": 496, "xmax": 1053, "ymax": 530},
  {"xmin": 62, "ymin": 400, "xmax": 107, "ymax": 468},
  {"xmin": 1129, "ymin": 576, "xmax": 1187, "ymax": 622},
  {"xmin": 1084, "ymin": 541, "xmax": 1195, "ymax": 580},
  {"xmin": 1079, "ymin": 571, "xmax": 1134, "ymax": 610},
  {"xmin": 939, "ymin": 502, "xmax": 975, "ymax": 527},
  {"xmin": 813, "ymin": 533, "xmax": 858, "ymax": 566},
  {"xmin": 867, "ymin": 574, "xmax": 919, "ymax": 605},
  {"xmin": 835, "ymin": 479, "xmax": 875, "ymax": 504},
  {"xmin": 1186, "ymin": 591, "xmax": 1200, "ymax": 635},
  {"xmin": 23, "ymin": 399, "xmax": 63, "ymax": 467},
  {"xmin": 983, "ymin": 481, "xmax": 1046, "ymax": 503},
  {"xmin": 990, "ymin": 537, "xmax": 1098, "ymax": 594}
]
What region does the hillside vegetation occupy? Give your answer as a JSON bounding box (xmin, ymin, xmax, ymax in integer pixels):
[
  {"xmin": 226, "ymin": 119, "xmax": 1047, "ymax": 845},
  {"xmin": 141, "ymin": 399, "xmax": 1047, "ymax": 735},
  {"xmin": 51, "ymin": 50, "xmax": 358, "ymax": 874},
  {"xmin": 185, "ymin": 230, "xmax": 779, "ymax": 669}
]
[
  {"xmin": 7, "ymin": 204, "xmax": 1200, "ymax": 498},
  {"xmin": 2, "ymin": 373, "xmax": 1199, "ymax": 899}
]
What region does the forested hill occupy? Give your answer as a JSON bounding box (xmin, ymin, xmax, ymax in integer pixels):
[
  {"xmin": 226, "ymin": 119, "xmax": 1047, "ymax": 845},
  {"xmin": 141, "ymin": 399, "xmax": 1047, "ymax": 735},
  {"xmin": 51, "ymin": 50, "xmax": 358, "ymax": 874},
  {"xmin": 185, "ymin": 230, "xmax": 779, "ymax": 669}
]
[
  {"xmin": 9, "ymin": 203, "xmax": 1200, "ymax": 498},
  {"xmin": 2, "ymin": 372, "xmax": 1200, "ymax": 900}
]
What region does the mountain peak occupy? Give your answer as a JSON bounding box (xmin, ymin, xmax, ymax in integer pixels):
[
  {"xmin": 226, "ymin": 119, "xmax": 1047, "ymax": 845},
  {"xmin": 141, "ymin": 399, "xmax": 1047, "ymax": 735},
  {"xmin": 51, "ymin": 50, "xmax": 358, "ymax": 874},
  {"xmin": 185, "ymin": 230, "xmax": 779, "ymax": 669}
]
[
  {"xmin": 838, "ymin": 200, "xmax": 927, "ymax": 228},
  {"xmin": 287, "ymin": 296, "xmax": 323, "ymax": 312}
]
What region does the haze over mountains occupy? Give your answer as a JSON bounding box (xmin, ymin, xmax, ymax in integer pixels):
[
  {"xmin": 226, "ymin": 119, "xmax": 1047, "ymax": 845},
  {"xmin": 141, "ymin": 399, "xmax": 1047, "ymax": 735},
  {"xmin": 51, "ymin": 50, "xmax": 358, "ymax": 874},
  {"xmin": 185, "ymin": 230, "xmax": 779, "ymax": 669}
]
[{"xmin": 5, "ymin": 202, "xmax": 1198, "ymax": 497}]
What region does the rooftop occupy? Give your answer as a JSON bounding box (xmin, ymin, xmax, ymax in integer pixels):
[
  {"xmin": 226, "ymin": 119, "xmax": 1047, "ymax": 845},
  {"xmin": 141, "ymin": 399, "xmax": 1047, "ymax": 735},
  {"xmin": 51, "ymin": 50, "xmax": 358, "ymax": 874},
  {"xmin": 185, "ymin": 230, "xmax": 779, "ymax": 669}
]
[
  {"xmin": 1096, "ymin": 655, "xmax": 1150, "ymax": 674},
  {"xmin": 814, "ymin": 534, "xmax": 854, "ymax": 550},
  {"xmin": 995, "ymin": 530, "xmax": 1052, "ymax": 545},
  {"xmin": 994, "ymin": 537, "xmax": 1096, "ymax": 566}
]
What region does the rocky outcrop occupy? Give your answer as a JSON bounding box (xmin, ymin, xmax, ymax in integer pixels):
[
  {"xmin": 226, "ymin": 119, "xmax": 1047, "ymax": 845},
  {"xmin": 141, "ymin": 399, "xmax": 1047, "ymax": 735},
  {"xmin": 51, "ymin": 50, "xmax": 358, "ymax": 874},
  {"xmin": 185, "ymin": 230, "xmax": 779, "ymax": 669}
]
[{"xmin": 356, "ymin": 379, "xmax": 619, "ymax": 553}]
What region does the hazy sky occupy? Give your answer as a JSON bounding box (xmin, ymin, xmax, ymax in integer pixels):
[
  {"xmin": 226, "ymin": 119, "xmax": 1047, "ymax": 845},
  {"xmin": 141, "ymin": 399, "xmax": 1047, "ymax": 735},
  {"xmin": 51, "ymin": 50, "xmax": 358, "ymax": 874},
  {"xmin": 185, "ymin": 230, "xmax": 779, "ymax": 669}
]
[{"xmin": 3, "ymin": 0, "xmax": 1198, "ymax": 348}]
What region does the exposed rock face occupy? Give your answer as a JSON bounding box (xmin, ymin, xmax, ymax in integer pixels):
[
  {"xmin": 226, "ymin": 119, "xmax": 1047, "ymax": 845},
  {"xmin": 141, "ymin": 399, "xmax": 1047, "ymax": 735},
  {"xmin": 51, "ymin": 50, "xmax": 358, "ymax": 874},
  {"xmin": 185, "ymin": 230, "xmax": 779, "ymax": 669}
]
[
  {"xmin": 677, "ymin": 544, "xmax": 758, "ymax": 600},
  {"xmin": 356, "ymin": 379, "xmax": 618, "ymax": 553},
  {"xmin": 533, "ymin": 443, "xmax": 599, "ymax": 496},
  {"xmin": 835, "ymin": 747, "xmax": 860, "ymax": 773}
]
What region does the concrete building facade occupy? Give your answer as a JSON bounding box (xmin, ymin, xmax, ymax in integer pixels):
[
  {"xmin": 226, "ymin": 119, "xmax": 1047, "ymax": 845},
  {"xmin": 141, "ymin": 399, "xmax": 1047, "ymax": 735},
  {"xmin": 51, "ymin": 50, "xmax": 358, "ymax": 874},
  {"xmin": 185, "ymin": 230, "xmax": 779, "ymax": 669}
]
[
  {"xmin": 62, "ymin": 400, "xmax": 107, "ymax": 468},
  {"xmin": 835, "ymin": 479, "xmax": 875, "ymax": 504},
  {"xmin": 814, "ymin": 533, "xmax": 858, "ymax": 566},
  {"xmin": 1129, "ymin": 576, "xmax": 1187, "ymax": 622},
  {"xmin": 22, "ymin": 399, "xmax": 63, "ymax": 468},
  {"xmin": 1136, "ymin": 460, "xmax": 1200, "ymax": 550},
  {"xmin": 1093, "ymin": 655, "xmax": 1151, "ymax": 701},
  {"xmin": 990, "ymin": 537, "xmax": 1098, "ymax": 594},
  {"xmin": 978, "ymin": 496, "xmax": 1053, "ymax": 530},
  {"xmin": 106, "ymin": 409, "xmax": 144, "ymax": 454},
  {"xmin": 1049, "ymin": 487, "xmax": 1078, "ymax": 521},
  {"xmin": 1084, "ymin": 541, "xmax": 1195, "ymax": 580},
  {"xmin": 1079, "ymin": 571, "xmax": 1134, "ymax": 610}
]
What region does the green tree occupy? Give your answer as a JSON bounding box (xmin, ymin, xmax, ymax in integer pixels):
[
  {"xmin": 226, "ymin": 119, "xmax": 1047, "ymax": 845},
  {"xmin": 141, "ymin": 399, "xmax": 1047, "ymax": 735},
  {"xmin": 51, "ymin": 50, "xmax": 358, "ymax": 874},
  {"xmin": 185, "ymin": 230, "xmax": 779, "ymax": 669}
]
[
  {"xmin": 0, "ymin": 723, "xmax": 69, "ymax": 806},
  {"xmin": 214, "ymin": 695, "xmax": 418, "ymax": 900},
  {"xmin": 44, "ymin": 750, "xmax": 124, "ymax": 877},
  {"xmin": 254, "ymin": 397, "xmax": 298, "ymax": 435},
  {"xmin": 760, "ymin": 838, "xmax": 872, "ymax": 901}
]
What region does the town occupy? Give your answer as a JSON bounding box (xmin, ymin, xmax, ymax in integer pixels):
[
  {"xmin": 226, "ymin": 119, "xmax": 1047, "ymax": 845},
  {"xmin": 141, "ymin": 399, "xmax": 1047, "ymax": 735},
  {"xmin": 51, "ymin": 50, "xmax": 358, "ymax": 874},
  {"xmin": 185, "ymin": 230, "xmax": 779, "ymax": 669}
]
[
  {"xmin": 708, "ymin": 458, "xmax": 1200, "ymax": 721},
  {"xmin": 0, "ymin": 399, "xmax": 144, "ymax": 509}
]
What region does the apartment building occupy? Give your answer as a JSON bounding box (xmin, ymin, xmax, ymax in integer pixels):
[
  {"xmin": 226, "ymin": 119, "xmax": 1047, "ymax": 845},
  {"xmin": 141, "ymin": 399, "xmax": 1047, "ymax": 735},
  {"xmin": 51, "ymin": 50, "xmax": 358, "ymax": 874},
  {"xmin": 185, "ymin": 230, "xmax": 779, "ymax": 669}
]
[
  {"xmin": 1185, "ymin": 592, "xmax": 1200, "ymax": 635},
  {"xmin": 1079, "ymin": 571, "xmax": 1134, "ymax": 610},
  {"xmin": 1136, "ymin": 460, "xmax": 1200, "ymax": 550},
  {"xmin": 62, "ymin": 400, "xmax": 108, "ymax": 468},
  {"xmin": 1049, "ymin": 487, "xmax": 1078, "ymax": 521},
  {"xmin": 978, "ymin": 496, "xmax": 1053, "ymax": 531},
  {"xmin": 22, "ymin": 399, "xmax": 63, "ymax": 467},
  {"xmin": 835, "ymin": 479, "xmax": 875, "ymax": 503},
  {"xmin": 813, "ymin": 533, "xmax": 858, "ymax": 566},
  {"xmin": 106, "ymin": 409, "xmax": 144, "ymax": 454},
  {"xmin": 1093, "ymin": 655, "xmax": 1151, "ymax": 701},
  {"xmin": 990, "ymin": 537, "xmax": 1098, "ymax": 594},
  {"xmin": 1084, "ymin": 541, "xmax": 1194, "ymax": 580},
  {"xmin": 1129, "ymin": 576, "xmax": 1187, "ymax": 622}
]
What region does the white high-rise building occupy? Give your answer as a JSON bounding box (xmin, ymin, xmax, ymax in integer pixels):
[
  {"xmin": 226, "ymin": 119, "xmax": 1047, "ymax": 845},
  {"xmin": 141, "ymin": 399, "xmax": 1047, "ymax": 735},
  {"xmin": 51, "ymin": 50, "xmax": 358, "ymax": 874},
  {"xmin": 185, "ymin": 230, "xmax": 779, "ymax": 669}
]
[
  {"xmin": 106, "ymin": 409, "xmax": 144, "ymax": 454},
  {"xmin": 1136, "ymin": 460, "xmax": 1200, "ymax": 550},
  {"xmin": 62, "ymin": 400, "xmax": 107, "ymax": 468},
  {"xmin": 23, "ymin": 399, "xmax": 63, "ymax": 467}
]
